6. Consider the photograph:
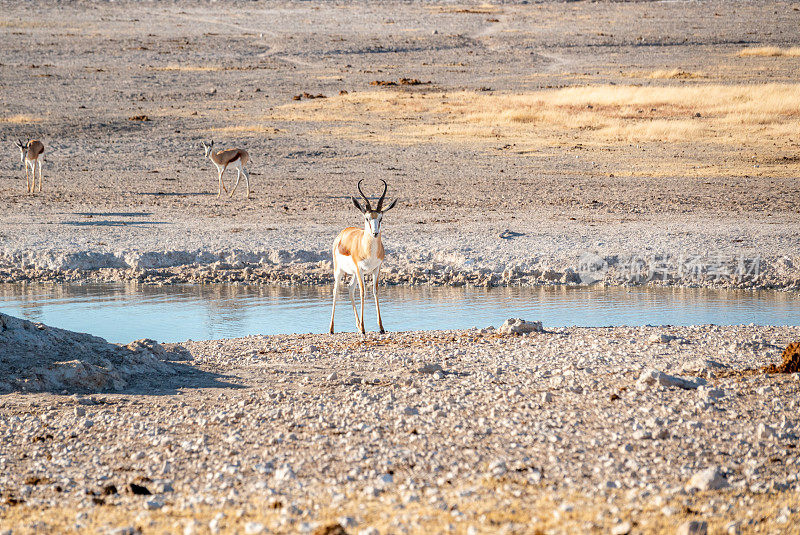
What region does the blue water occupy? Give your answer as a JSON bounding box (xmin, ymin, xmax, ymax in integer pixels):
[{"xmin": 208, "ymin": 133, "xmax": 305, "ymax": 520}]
[{"xmin": 0, "ymin": 283, "xmax": 798, "ymax": 343}]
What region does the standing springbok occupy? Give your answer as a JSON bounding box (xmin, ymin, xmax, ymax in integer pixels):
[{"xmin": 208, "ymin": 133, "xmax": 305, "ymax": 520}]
[
  {"xmin": 14, "ymin": 139, "xmax": 44, "ymax": 193},
  {"xmin": 201, "ymin": 140, "xmax": 251, "ymax": 198},
  {"xmin": 329, "ymin": 179, "xmax": 397, "ymax": 335}
]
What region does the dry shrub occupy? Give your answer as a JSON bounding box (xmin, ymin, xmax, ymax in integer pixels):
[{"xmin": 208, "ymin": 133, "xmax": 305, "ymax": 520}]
[
  {"xmin": 737, "ymin": 46, "xmax": 800, "ymax": 57},
  {"xmin": 762, "ymin": 342, "xmax": 800, "ymax": 374}
]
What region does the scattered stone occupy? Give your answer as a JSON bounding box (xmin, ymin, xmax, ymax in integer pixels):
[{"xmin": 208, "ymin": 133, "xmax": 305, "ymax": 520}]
[
  {"xmin": 724, "ymin": 521, "xmax": 741, "ymax": 535},
  {"xmin": 649, "ymin": 333, "xmax": 678, "ymax": 343},
  {"xmin": 756, "ymin": 423, "xmax": 776, "ymax": 441},
  {"xmin": 611, "ymin": 521, "xmax": 631, "ymax": 535},
  {"xmin": 417, "ymin": 363, "xmax": 444, "ymax": 374},
  {"xmin": 685, "ymin": 467, "xmax": 729, "ymax": 492},
  {"xmin": 676, "ymin": 520, "xmax": 708, "ymax": 535},
  {"xmin": 498, "ymin": 318, "xmax": 543, "ymax": 335},
  {"xmin": 636, "ymin": 368, "xmax": 704, "ymax": 391},
  {"xmin": 144, "ymin": 497, "xmax": 163, "ymax": 510},
  {"xmin": 541, "ymin": 392, "xmax": 553, "ymax": 403},
  {"xmin": 244, "ymin": 522, "xmax": 265, "ymax": 534}
]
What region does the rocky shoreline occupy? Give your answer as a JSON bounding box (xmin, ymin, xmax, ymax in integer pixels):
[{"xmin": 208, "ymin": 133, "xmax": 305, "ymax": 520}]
[{"xmin": 1, "ymin": 249, "xmax": 797, "ymax": 291}]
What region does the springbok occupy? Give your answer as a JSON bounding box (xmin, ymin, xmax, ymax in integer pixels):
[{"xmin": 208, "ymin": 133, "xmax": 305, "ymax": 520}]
[
  {"xmin": 201, "ymin": 140, "xmax": 251, "ymax": 198},
  {"xmin": 14, "ymin": 139, "xmax": 44, "ymax": 193},
  {"xmin": 329, "ymin": 179, "xmax": 397, "ymax": 335}
]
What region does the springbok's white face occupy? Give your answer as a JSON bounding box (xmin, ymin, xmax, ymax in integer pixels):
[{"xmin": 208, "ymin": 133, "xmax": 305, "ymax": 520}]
[
  {"xmin": 351, "ymin": 179, "xmax": 398, "ymax": 238},
  {"xmin": 364, "ymin": 211, "xmax": 384, "ymax": 237}
]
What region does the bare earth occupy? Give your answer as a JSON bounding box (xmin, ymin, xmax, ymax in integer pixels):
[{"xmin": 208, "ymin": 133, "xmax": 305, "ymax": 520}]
[
  {"xmin": 2, "ymin": 1, "xmax": 800, "ymax": 534},
  {"xmin": 0, "ymin": 0, "xmax": 799, "ymax": 288}
]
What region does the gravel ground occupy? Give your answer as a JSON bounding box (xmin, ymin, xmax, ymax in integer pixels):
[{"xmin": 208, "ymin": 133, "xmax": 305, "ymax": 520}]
[{"xmin": 2, "ymin": 324, "xmax": 800, "ymax": 533}]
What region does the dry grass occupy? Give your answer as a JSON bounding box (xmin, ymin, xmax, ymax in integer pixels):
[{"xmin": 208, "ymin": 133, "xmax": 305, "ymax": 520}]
[
  {"xmin": 152, "ymin": 65, "xmax": 224, "ymax": 72},
  {"xmin": 0, "ymin": 114, "xmax": 41, "ymax": 124},
  {"xmin": 274, "ymin": 83, "xmax": 800, "ymax": 145},
  {"xmin": 2, "ymin": 486, "xmax": 797, "ymax": 534},
  {"xmin": 210, "ymin": 125, "xmax": 282, "ymax": 135},
  {"xmin": 737, "ymin": 46, "xmax": 800, "ymax": 57},
  {"xmin": 270, "ymin": 83, "xmax": 800, "ymax": 178}
]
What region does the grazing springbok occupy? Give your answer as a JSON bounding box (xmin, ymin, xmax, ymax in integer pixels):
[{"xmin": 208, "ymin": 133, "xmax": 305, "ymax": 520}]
[
  {"xmin": 14, "ymin": 138, "xmax": 44, "ymax": 193},
  {"xmin": 329, "ymin": 179, "xmax": 397, "ymax": 335},
  {"xmin": 201, "ymin": 140, "xmax": 251, "ymax": 198}
]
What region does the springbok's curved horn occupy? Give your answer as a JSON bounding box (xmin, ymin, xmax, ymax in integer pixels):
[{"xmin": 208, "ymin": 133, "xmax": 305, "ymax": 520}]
[
  {"xmin": 357, "ymin": 179, "xmax": 372, "ymax": 211},
  {"xmin": 376, "ymin": 179, "xmax": 388, "ymax": 211}
]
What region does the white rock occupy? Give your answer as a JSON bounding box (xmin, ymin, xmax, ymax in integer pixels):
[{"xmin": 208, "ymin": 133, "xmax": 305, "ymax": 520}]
[
  {"xmin": 244, "ymin": 522, "xmax": 265, "ymax": 534},
  {"xmin": 417, "ymin": 363, "xmax": 443, "ymax": 374},
  {"xmin": 680, "ymin": 358, "xmax": 727, "ymax": 374},
  {"xmin": 685, "ymin": 467, "xmax": 729, "ymax": 492},
  {"xmin": 498, "ymin": 318, "xmax": 543, "ymax": 335},
  {"xmin": 724, "ymin": 521, "xmax": 741, "ymax": 535},
  {"xmin": 358, "ymin": 528, "xmax": 379, "ymax": 535},
  {"xmin": 756, "ymin": 423, "xmax": 776, "ymax": 441},
  {"xmin": 611, "ymin": 521, "xmax": 631, "ymax": 535},
  {"xmin": 649, "ymin": 333, "xmax": 677, "ymax": 343},
  {"xmin": 338, "ymin": 516, "xmax": 357, "ymax": 528},
  {"xmin": 363, "ymin": 485, "xmax": 381, "ymax": 497},
  {"xmin": 676, "ymin": 520, "xmax": 707, "ymax": 535},
  {"xmin": 636, "ymin": 368, "xmax": 703, "ymax": 391},
  {"xmin": 144, "ymin": 498, "xmax": 163, "ymax": 510},
  {"xmin": 273, "ymin": 464, "xmax": 296, "ymax": 482}
]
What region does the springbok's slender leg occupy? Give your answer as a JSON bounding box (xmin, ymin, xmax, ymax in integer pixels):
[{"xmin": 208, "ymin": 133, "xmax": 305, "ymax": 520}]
[
  {"xmin": 36, "ymin": 160, "xmax": 42, "ymax": 192},
  {"xmin": 25, "ymin": 162, "xmax": 30, "ymax": 193},
  {"xmin": 356, "ymin": 266, "xmax": 366, "ymax": 334},
  {"xmin": 229, "ymin": 162, "xmax": 243, "ymax": 198},
  {"xmin": 373, "ymin": 271, "xmax": 385, "ymax": 334},
  {"xmin": 243, "ymin": 167, "xmax": 250, "ymax": 199},
  {"xmin": 347, "ymin": 274, "xmax": 360, "ymax": 328},
  {"xmin": 329, "ymin": 269, "xmax": 341, "ymax": 334}
]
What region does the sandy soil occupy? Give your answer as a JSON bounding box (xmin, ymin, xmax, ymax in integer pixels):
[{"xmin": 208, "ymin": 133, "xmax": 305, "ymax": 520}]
[{"xmin": 1, "ymin": 0, "xmax": 799, "ymax": 289}]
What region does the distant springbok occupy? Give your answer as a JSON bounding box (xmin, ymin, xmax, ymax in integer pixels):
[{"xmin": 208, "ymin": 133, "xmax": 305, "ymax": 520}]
[
  {"xmin": 329, "ymin": 179, "xmax": 397, "ymax": 335},
  {"xmin": 202, "ymin": 140, "xmax": 251, "ymax": 198},
  {"xmin": 14, "ymin": 139, "xmax": 44, "ymax": 193}
]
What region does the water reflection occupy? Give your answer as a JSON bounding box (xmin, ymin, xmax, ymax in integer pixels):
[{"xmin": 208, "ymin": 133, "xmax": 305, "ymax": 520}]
[{"xmin": 0, "ymin": 283, "xmax": 797, "ymax": 343}]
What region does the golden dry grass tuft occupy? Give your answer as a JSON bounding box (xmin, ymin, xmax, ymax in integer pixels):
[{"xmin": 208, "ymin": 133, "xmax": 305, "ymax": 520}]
[
  {"xmin": 152, "ymin": 65, "xmax": 224, "ymax": 72},
  {"xmin": 0, "ymin": 114, "xmax": 41, "ymax": 124},
  {"xmin": 737, "ymin": 46, "xmax": 800, "ymax": 57},
  {"xmin": 210, "ymin": 125, "xmax": 282, "ymax": 135}
]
